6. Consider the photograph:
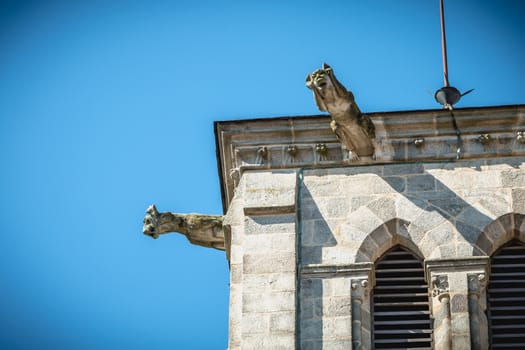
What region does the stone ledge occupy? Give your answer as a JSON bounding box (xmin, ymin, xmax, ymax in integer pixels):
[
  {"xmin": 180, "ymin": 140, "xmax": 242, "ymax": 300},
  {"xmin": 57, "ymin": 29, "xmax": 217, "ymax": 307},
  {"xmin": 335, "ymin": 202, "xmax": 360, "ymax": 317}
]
[
  {"xmin": 424, "ymin": 256, "xmax": 490, "ymax": 282},
  {"xmin": 300, "ymin": 262, "xmax": 374, "ymax": 281},
  {"xmin": 216, "ymin": 105, "xmax": 525, "ymax": 211},
  {"xmin": 243, "ymin": 205, "xmax": 296, "ymax": 216}
]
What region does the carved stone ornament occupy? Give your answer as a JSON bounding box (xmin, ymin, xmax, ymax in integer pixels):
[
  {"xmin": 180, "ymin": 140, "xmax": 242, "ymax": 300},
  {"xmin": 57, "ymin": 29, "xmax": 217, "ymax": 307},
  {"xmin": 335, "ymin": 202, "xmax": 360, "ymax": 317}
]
[
  {"xmin": 351, "ymin": 278, "xmax": 370, "ymax": 299},
  {"xmin": 431, "ymin": 275, "xmax": 450, "ymax": 298},
  {"xmin": 468, "ymin": 273, "xmax": 486, "ymax": 292},
  {"xmin": 143, "ymin": 204, "xmax": 225, "ymax": 250},
  {"xmin": 306, "ymin": 63, "xmax": 376, "ymax": 160}
]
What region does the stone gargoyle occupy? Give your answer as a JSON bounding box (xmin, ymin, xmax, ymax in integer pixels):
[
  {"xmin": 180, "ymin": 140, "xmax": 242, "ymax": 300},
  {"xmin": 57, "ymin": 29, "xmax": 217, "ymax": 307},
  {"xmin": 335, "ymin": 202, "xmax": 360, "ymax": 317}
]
[
  {"xmin": 306, "ymin": 63, "xmax": 376, "ymax": 160},
  {"xmin": 143, "ymin": 204, "xmax": 224, "ymax": 250}
]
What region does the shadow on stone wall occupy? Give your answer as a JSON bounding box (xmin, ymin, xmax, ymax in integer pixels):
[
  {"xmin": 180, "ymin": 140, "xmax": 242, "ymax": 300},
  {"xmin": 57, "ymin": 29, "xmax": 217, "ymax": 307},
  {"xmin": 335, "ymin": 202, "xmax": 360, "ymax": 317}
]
[
  {"xmin": 351, "ymin": 159, "xmax": 525, "ymax": 261},
  {"xmin": 298, "ymin": 184, "xmax": 337, "ymax": 265},
  {"xmin": 297, "ymin": 185, "xmax": 335, "ymax": 348},
  {"xmin": 297, "ymin": 158, "xmax": 525, "ymax": 347}
]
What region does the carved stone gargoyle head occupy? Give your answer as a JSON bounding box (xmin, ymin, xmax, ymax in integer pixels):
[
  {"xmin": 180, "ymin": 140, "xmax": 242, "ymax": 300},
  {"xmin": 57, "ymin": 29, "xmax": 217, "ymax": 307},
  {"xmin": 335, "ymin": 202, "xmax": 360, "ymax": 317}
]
[
  {"xmin": 143, "ymin": 204, "xmax": 162, "ymax": 239},
  {"xmin": 306, "ymin": 63, "xmax": 376, "ymax": 160},
  {"xmin": 306, "ymin": 63, "xmax": 348, "ymax": 113}
]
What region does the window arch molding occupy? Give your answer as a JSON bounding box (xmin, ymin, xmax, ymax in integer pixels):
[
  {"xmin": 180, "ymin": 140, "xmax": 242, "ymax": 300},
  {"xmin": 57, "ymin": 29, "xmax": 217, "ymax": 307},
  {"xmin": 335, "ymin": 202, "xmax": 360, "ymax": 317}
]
[
  {"xmin": 476, "ymin": 213, "xmax": 525, "ymax": 256},
  {"xmin": 356, "ymin": 218, "xmax": 425, "ymax": 263}
]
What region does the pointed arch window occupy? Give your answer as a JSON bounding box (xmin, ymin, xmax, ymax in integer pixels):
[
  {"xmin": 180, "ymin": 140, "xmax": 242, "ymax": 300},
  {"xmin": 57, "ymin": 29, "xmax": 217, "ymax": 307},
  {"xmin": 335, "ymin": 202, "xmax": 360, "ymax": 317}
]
[
  {"xmin": 487, "ymin": 239, "xmax": 525, "ymax": 348},
  {"xmin": 372, "ymin": 246, "xmax": 432, "ymax": 349}
]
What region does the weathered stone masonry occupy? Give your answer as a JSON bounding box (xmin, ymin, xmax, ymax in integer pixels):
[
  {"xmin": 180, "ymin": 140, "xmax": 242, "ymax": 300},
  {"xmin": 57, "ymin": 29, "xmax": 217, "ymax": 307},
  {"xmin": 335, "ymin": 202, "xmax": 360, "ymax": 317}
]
[{"xmin": 213, "ymin": 105, "xmax": 525, "ymax": 349}]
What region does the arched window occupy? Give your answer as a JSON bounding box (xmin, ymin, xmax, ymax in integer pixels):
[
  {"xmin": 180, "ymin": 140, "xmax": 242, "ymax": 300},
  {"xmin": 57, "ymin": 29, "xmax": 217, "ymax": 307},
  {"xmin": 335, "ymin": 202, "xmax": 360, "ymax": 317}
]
[
  {"xmin": 487, "ymin": 240, "xmax": 525, "ymax": 348},
  {"xmin": 372, "ymin": 246, "xmax": 432, "ymax": 349}
]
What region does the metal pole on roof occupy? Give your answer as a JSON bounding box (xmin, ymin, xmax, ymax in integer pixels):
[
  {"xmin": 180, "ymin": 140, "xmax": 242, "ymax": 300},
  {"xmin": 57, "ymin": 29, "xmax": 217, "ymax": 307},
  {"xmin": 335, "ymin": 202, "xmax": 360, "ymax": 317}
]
[{"xmin": 440, "ymin": 0, "xmax": 450, "ymax": 87}]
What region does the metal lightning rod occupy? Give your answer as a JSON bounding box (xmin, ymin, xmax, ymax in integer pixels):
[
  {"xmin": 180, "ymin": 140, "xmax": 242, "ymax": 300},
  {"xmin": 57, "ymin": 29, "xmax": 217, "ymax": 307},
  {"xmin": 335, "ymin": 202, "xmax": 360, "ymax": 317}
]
[
  {"xmin": 440, "ymin": 0, "xmax": 449, "ymax": 87},
  {"xmin": 434, "ymin": 0, "xmax": 474, "ymax": 110}
]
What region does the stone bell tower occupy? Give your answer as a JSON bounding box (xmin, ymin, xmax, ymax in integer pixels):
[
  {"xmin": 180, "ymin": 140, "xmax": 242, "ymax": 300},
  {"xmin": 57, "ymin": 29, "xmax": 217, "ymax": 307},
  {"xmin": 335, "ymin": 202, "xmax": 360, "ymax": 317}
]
[{"xmin": 144, "ymin": 65, "xmax": 525, "ymax": 349}]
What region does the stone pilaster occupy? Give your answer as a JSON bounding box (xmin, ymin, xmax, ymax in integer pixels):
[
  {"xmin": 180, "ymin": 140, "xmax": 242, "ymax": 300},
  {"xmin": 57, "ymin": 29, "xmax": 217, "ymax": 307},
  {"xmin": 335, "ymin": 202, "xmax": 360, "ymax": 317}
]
[
  {"xmin": 299, "ymin": 263, "xmax": 373, "ymax": 350},
  {"xmin": 467, "ymin": 273, "xmax": 488, "ymax": 350},
  {"xmin": 351, "ymin": 278, "xmax": 371, "ymax": 350},
  {"xmin": 426, "ymin": 257, "xmax": 489, "ymax": 350},
  {"xmin": 431, "ymin": 275, "xmax": 452, "ymax": 350}
]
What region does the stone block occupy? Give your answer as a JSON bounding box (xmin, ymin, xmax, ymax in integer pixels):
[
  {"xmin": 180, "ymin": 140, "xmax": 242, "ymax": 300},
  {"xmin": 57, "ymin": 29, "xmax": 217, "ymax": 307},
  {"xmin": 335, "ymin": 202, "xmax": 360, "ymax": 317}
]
[
  {"xmin": 367, "ymin": 197, "xmax": 396, "ymax": 222},
  {"xmin": 456, "ymin": 221, "xmax": 482, "ymax": 245},
  {"xmin": 475, "ymin": 234, "xmax": 493, "ymax": 256},
  {"xmin": 407, "ymin": 174, "xmax": 436, "ymax": 192},
  {"xmin": 383, "ymin": 176, "xmax": 406, "ymax": 192},
  {"xmin": 301, "ymin": 278, "xmax": 322, "ymax": 299},
  {"xmin": 512, "ymin": 188, "xmax": 525, "ymax": 214},
  {"xmin": 430, "ymin": 168, "xmax": 502, "ymax": 190},
  {"xmin": 300, "ymin": 246, "xmax": 322, "ymax": 265},
  {"xmin": 301, "ymin": 319, "xmax": 323, "ymax": 340},
  {"xmin": 244, "ymin": 234, "xmax": 273, "ymax": 252},
  {"xmin": 230, "ymin": 263, "xmax": 242, "ymax": 284},
  {"xmin": 269, "ymin": 273, "xmax": 296, "ymax": 292},
  {"xmin": 341, "ymin": 174, "xmax": 404, "ymax": 195},
  {"xmin": 270, "ymin": 233, "xmax": 296, "ymax": 253},
  {"xmin": 243, "ymin": 170, "xmax": 297, "ymax": 209},
  {"xmin": 350, "ymin": 195, "xmax": 376, "ymax": 211},
  {"xmin": 501, "ymin": 169, "xmax": 525, "ymax": 187},
  {"xmin": 242, "ymin": 334, "xmax": 295, "ymax": 349},
  {"xmin": 300, "ymin": 340, "xmax": 322, "ymax": 350},
  {"xmin": 451, "ymin": 294, "xmax": 469, "ymax": 313},
  {"xmin": 324, "ymin": 197, "xmax": 350, "ymax": 219},
  {"xmin": 242, "ymin": 291, "xmax": 295, "ymax": 313},
  {"xmin": 439, "ymin": 244, "xmax": 456, "ymax": 258},
  {"xmin": 241, "ymin": 313, "xmax": 269, "ymax": 334},
  {"xmin": 230, "ymin": 244, "xmax": 244, "ymax": 264},
  {"xmin": 243, "ymin": 253, "xmax": 295, "ymax": 274},
  {"xmin": 242, "ymin": 274, "xmax": 269, "ymax": 293},
  {"xmin": 321, "ymin": 340, "xmax": 353, "ymax": 350},
  {"xmin": 321, "ymin": 246, "xmax": 358, "ymax": 265},
  {"xmin": 427, "ymin": 195, "xmax": 469, "ymax": 219},
  {"xmin": 245, "ymin": 214, "xmax": 295, "ymax": 235},
  {"xmin": 329, "ymin": 277, "xmax": 351, "ymax": 296},
  {"xmin": 312, "ymin": 220, "xmax": 337, "ymax": 245},
  {"xmin": 456, "ymin": 206, "xmax": 494, "ymax": 231},
  {"xmin": 395, "ymin": 195, "xmax": 428, "ymax": 222},
  {"xmin": 452, "ymin": 334, "xmax": 471, "ymax": 350},
  {"xmin": 304, "ymin": 179, "xmax": 343, "ymax": 198},
  {"xmin": 300, "ymin": 297, "xmax": 322, "ymax": 320},
  {"xmin": 456, "ymin": 242, "xmax": 476, "ymax": 257},
  {"xmin": 426, "ymin": 221, "xmax": 456, "ymax": 249},
  {"xmin": 333, "ymin": 317, "xmax": 352, "ymax": 337},
  {"xmin": 358, "ymin": 236, "xmax": 379, "ymax": 260},
  {"xmin": 323, "ymin": 296, "xmax": 351, "ymax": 317},
  {"xmin": 300, "ymin": 198, "xmax": 324, "ymax": 221},
  {"xmin": 270, "ymin": 311, "xmax": 295, "ymax": 333},
  {"xmin": 451, "ymin": 312, "xmax": 470, "ymax": 337},
  {"xmin": 383, "ymin": 163, "xmax": 425, "ymax": 176},
  {"xmin": 370, "ymin": 225, "xmax": 394, "ymax": 249},
  {"xmin": 345, "ymin": 206, "xmax": 383, "ymax": 237}
]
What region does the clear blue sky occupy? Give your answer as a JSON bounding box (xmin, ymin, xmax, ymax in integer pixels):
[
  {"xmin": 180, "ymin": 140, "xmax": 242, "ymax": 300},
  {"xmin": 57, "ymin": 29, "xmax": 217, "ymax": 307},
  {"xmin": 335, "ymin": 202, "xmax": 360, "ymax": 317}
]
[{"xmin": 0, "ymin": 1, "xmax": 523, "ymax": 349}]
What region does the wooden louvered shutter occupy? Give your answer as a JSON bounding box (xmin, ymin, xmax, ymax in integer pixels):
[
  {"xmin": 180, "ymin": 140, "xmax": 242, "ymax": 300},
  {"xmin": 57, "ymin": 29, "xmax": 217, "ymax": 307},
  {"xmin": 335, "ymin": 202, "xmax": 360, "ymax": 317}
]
[
  {"xmin": 487, "ymin": 240, "xmax": 525, "ymax": 349},
  {"xmin": 372, "ymin": 246, "xmax": 432, "ymax": 349}
]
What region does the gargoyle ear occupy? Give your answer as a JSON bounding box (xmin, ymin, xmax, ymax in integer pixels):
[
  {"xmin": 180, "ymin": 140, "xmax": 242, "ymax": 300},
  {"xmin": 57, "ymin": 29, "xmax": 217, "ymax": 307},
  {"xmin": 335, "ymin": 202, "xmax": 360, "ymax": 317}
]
[{"xmin": 322, "ymin": 63, "xmax": 331, "ymax": 70}]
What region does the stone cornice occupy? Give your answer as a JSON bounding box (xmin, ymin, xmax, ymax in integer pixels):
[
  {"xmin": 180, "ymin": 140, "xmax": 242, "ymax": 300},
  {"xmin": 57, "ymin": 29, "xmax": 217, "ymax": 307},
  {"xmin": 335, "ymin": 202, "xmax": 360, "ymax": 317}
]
[
  {"xmin": 215, "ymin": 105, "xmax": 525, "ymax": 211},
  {"xmin": 424, "ymin": 256, "xmax": 490, "ymax": 282}
]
